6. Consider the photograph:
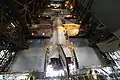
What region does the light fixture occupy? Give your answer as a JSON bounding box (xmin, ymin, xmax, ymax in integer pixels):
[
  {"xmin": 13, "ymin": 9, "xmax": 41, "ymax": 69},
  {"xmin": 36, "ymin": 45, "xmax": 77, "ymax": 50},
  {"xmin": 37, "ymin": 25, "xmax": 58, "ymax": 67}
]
[
  {"xmin": 70, "ymin": 5, "xmax": 73, "ymax": 9},
  {"xmin": 48, "ymin": 5, "xmax": 50, "ymax": 7},
  {"xmin": 38, "ymin": 15, "xmax": 41, "ymax": 17},
  {"xmin": 65, "ymin": 15, "xmax": 71, "ymax": 18},
  {"xmin": 79, "ymin": 21, "xmax": 82, "ymax": 23},
  {"xmin": 31, "ymin": 33, "xmax": 34, "ymax": 35},
  {"xmin": 42, "ymin": 33, "xmax": 45, "ymax": 35},
  {"xmin": 11, "ymin": 23, "xmax": 15, "ymax": 28}
]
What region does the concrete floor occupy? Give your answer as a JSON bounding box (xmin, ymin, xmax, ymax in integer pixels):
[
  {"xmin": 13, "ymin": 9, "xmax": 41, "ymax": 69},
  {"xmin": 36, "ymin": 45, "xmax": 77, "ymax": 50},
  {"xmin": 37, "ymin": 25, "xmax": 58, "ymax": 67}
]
[
  {"xmin": 70, "ymin": 38, "xmax": 101, "ymax": 68},
  {"xmin": 9, "ymin": 47, "xmax": 45, "ymax": 72},
  {"xmin": 9, "ymin": 38, "xmax": 101, "ymax": 72},
  {"xmin": 9, "ymin": 39, "xmax": 47, "ymax": 72},
  {"xmin": 74, "ymin": 47, "xmax": 101, "ymax": 68}
]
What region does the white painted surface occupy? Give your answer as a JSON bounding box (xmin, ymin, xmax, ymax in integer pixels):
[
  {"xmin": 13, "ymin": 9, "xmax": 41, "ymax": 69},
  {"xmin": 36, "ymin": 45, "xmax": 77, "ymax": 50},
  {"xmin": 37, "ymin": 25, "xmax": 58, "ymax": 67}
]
[
  {"xmin": 62, "ymin": 47, "xmax": 72, "ymax": 57},
  {"xmin": 50, "ymin": 30, "xmax": 66, "ymax": 45},
  {"xmin": 49, "ymin": 46, "xmax": 59, "ymax": 58}
]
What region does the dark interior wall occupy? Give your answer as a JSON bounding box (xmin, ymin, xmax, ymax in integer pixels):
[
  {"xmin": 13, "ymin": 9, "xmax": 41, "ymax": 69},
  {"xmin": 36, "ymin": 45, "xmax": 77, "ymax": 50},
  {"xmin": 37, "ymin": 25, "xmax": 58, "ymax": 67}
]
[{"xmin": 91, "ymin": 0, "xmax": 120, "ymax": 32}]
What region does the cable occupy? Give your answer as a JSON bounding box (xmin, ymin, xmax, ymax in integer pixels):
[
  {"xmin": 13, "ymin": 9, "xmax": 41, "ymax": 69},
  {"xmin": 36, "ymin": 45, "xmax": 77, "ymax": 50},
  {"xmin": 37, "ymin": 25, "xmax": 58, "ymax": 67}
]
[{"xmin": 73, "ymin": 49, "xmax": 79, "ymax": 69}]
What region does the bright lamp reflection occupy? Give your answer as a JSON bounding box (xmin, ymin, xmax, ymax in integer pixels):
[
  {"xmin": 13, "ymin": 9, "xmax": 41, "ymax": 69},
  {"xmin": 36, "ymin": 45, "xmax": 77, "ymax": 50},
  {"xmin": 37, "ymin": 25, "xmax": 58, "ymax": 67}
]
[
  {"xmin": 46, "ymin": 65, "xmax": 64, "ymax": 77},
  {"xmin": 16, "ymin": 75, "xmax": 27, "ymax": 80}
]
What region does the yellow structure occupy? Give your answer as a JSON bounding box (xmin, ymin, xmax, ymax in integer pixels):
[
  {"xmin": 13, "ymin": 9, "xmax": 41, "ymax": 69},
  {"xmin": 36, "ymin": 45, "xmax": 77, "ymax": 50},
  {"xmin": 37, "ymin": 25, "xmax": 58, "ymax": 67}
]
[{"xmin": 57, "ymin": 24, "xmax": 80, "ymax": 36}]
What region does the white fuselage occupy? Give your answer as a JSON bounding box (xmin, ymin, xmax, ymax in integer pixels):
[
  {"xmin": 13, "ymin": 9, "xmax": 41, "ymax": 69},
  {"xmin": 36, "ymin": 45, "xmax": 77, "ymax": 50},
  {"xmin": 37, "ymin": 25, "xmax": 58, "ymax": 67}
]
[{"xmin": 49, "ymin": 17, "xmax": 72, "ymax": 58}]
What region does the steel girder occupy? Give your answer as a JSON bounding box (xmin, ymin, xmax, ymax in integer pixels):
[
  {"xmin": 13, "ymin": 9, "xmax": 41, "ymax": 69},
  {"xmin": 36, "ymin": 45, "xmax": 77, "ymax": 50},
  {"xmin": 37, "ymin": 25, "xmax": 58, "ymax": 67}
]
[
  {"xmin": 0, "ymin": 0, "xmax": 48, "ymax": 71},
  {"xmin": 0, "ymin": 4, "xmax": 29, "ymax": 47},
  {"xmin": 13, "ymin": 0, "xmax": 47, "ymax": 25},
  {"xmin": 0, "ymin": 35, "xmax": 17, "ymax": 72},
  {"xmin": 0, "ymin": 6, "xmax": 28, "ymax": 71}
]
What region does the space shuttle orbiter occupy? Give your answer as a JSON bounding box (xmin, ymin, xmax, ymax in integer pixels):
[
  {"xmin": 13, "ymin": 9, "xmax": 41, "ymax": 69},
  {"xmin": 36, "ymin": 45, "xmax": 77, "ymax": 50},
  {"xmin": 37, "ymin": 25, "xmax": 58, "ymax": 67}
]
[{"xmin": 46, "ymin": 17, "xmax": 80, "ymax": 66}]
